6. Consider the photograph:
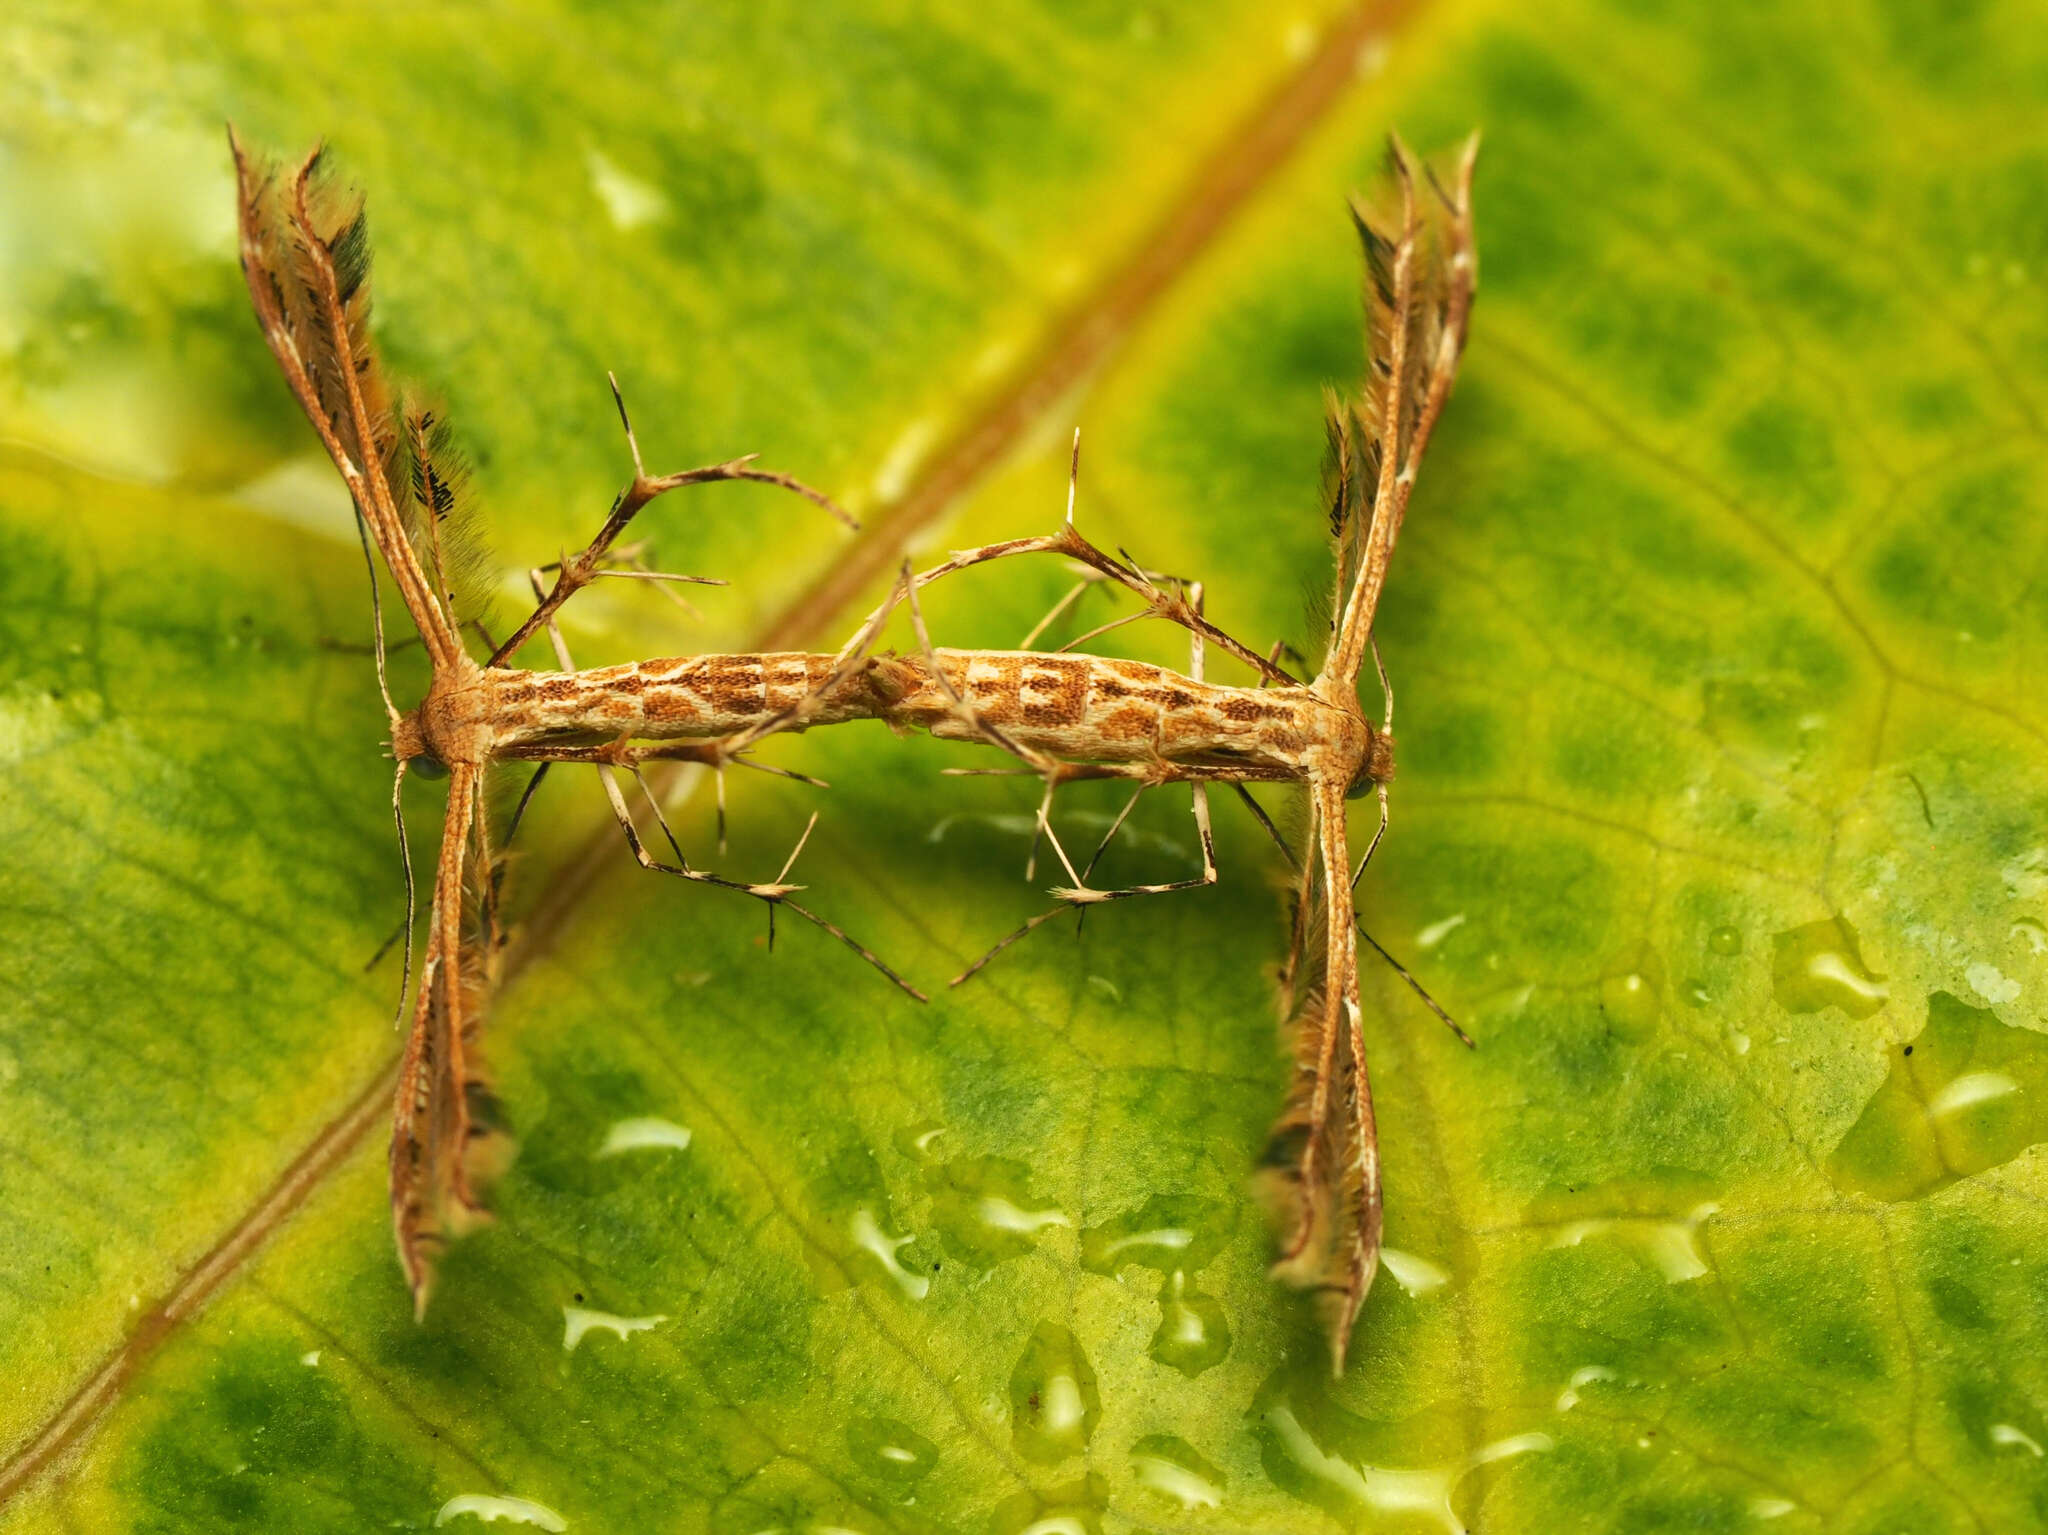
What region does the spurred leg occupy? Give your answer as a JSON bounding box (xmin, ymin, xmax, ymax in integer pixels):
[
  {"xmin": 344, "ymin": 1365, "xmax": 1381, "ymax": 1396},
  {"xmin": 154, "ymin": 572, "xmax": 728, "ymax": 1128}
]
[
  {"xmin": 490, "ymin": 373, "xmax": 858, "ymax": 665},
  {"xmin": 521, "ymin": 572, "xmax": 924, "ymax": 1002}
]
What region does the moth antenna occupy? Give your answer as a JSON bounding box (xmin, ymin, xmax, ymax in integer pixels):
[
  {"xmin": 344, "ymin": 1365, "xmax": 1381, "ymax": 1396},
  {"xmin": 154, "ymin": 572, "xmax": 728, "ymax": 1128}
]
[
  {"xmin": 351, "ymin": 511, "xmax": 400, "ymax": 726},
  {"xmin": 391, "ymin": 758, "xmax": 415, "ymax": 1032},
  {"xmin": 1351, "ymin": 782, "xmax": 1390, "ymax": 890},
  {"xmin": 1355, "ymin": 923, "xmax": 1473, "ymax": 1048},
  {"xmin": 1232, "ymin": 783, "xmax": 1300, "ymax": 870},
  {"xmin": 1370, "ymin": 632, "xmax": 1393, "ymax": 735},
  {"xmin": 501, "ymin": 763, "xmax": 551, "ymax": 855}
]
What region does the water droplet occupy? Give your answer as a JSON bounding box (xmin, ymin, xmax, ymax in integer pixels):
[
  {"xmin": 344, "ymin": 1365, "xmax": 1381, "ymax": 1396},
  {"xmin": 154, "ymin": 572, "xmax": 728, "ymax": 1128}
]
[
  {"xmin": 1707, "ymin": 925, "xmax": 1743, "ymax": 956},
  {"xmin": 987, "ymin": 1474, "xmax": 1107, "ymax": 1535},
  {"xmin": 892, "ymin": 1121, "xmax": 946, "ymax": 1160},
  {"xmin": 850, "ymin": 1207, "xmax": 928, "ymax": 1299},
  {"xmin": 1828, "ymin": 991, "xmax": 2048, "ymax": 1201},
  {"xmin": 1078, "ymin": 1193, "xmax": 1232, "ymax": 1276},
  {"xmin": 1548, "ymin": 1203, "xmax": 1718, "ymax": 1283},
  {"xmin": 1991, "ymin": 1423, "xmax": 2045, "ymax": 1457},
  {"xmin": 1009, "ymin": 1322, "xmax": 1101, "ymax": 1463},
  {"xmin": 433, "ymin": 1494, "xmax": 566, "ymax": 1530},
  {"xmin": 1527, "ymin": 1179, "xmax": 1722, "ymax": 1284},
  {"xmin": 594, "ymin": 1116, "xmax": 691, "ymax": 1157},
  {"xmin": 561, "ymin": 1307, "xmax": 666, "ymax": 1352},
  {"xmin": 846, "ymin": 1417, "xmax": 938, "ymax": 1482},
  {"xmin": 2012, "ymin": 918, "xmax": 2047, "ymax": 955},
  {"xmin": 926, "ymin": 1157, "xmax": 1067, "ymax": 1270},
  {"xmin": 1553, "ymin": 1364, "xmax": 1615, "ymax": 1412},
  {"xmin": 299, "ymin": 1350, "xmax": 321, "ymax": 1368},
  {"xmin": 1750, "ymin": 1496, "xmax": 1797, "ymax": 1519},
  {"xmin": 1130, "ymin": 1435, "xmax": 1224, "ymax": 1509},
  {"xmin": 1416, "ymin": 913, "xmax": 1467, "ymax": 949},
  {"xmin": 1771, "ymin": 917, "xmax": 1888, "ymax": 1017},
  {"xmin": 1149, "ymin": 1271, "xmax": 1231, "ymax": 1377},
  {"xmin": 1599, "ymin": 969, "xmax": 1661, "ymax": 1037},
  {"xmin": 1260, "ymin": 1397, "xmax": 1550, "ymax": 1532},
  {"xmin": 1682, "ymin": 979, "xmax": 1712, "ymax": 1009},
  {"xmin": 1967, "ymin": 962, "xmax": 2022, "ymax": 1005},
  {"xmin": 1379, "ymin": 1247, "xmax": 1451, "ymax": 1297}
]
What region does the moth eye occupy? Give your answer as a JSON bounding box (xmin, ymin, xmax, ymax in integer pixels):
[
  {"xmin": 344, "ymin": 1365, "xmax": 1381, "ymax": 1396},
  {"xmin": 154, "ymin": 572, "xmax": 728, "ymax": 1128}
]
[
  {"xmin": 1346, "ymin": 774, "xmax": 1374, "ymax": 801},
  {"xmin": 412, "ymin": 754, "xmax": 449, "ymax": 781}
]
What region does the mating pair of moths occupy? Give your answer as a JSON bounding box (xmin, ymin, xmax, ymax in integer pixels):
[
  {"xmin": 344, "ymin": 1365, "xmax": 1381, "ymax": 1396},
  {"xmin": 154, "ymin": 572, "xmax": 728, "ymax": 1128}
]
[{"xmin": 230, "ymin": 129, "xmax": 1478, "ymax": 1373}]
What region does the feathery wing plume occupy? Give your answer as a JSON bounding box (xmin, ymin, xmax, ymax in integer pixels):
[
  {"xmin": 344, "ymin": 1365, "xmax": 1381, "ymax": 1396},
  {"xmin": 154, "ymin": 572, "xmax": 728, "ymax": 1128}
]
[
  {"xmin": 227, "ymin": 129, "xmax": 465, "ymax": 671},
  {"xmin": 232, "ymin": 130, "xmax": 505, "ymax": 1314},
  {"xmin": 1270, "ymin": 133, "xmax": 1479, "ymax": 1372},
  {"xmin": 387, "ymin": 764, "xmax": 509, "ymax": 1316},
  {"xmin": 1320, "ymin": 132, "xmax": 1479, "ymax": 694},
  {"xmin": 1263, "ymin": 783, "xmax": 1381, "ymax": 1374}
]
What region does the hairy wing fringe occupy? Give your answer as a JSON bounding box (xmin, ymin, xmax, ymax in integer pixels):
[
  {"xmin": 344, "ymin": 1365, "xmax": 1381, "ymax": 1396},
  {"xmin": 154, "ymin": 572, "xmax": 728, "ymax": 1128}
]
[
  {"xmin": 396, "ymin": 399, "xmax": 494, "ymax": 625},
  {"xmin": 1260, "ymin": 866, "xmax": 1373, "ymax": 1355},
  {"xmin": 389, "ymin": 797, "xmax": 510, "ymax": 1319},
  {"xmin": 236, "ymin": 137, "xmax": 489, "ymax": 634}
]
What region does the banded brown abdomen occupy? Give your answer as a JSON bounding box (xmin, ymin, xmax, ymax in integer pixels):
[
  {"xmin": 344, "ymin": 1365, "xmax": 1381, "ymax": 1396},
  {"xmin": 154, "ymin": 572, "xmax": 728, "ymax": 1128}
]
[
  {"xmin": 486, "ymin": 653, "xmax": 894, "ymax": 747},
  {"xmin": 897, "ymin": 650, "xmax": 1339, "ymax": 776}
]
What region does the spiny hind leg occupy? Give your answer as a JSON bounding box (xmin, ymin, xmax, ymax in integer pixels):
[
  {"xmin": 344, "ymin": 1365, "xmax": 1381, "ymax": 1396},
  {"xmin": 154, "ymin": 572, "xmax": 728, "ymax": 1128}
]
[
  {"xmin": 489, "ymin": 374, "xmax": 858, "ymax": 665},
  {"xmin": 856, "ymin": 431, "xmax": 1295, "ymax": 686},
  {"xmin": 951, "ymin": 585, "xmax": 1223, "ymax": 987},
  {"xmin": 891, "ymin": 557, "xmax": 1096, "ymax": 891},
  {"xmin": 517, "ymin": 574, "xmax": 924, "ymax": 1001}
]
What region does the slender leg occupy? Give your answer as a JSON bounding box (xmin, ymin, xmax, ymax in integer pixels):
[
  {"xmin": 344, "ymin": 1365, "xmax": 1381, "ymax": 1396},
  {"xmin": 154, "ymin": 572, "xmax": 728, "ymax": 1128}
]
[
  {"xmin": 489, "ymin": 373, "xmax": 858, "ymax": 665},
  {"xmin": 522, "ymin": 571, "xmax": 925, "ymax": 1001},
  {"xmin": 949, "ymin": 584, "xmax": 1223, "ymax": 988},
  {"xmin": 846, "ymin": 429, "xmax": 1296, "ymax": 687}
]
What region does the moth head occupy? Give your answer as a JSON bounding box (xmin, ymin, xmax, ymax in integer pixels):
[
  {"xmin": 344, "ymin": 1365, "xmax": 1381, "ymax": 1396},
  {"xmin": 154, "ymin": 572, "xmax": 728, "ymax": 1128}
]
[
  {"xmin": 1345, "ymin": 728, "xmax": 1395, "ymax": 799},
  {"xmin": 390, "ymin": 709, "xmax": 448, "ymax": 778}
]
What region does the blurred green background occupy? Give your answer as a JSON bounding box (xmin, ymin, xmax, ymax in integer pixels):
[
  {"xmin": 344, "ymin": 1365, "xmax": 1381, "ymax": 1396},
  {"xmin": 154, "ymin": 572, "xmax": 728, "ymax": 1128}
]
[{"xmin": 5, "ymin": 0, "xmax": 2048, "ymax": 1530}]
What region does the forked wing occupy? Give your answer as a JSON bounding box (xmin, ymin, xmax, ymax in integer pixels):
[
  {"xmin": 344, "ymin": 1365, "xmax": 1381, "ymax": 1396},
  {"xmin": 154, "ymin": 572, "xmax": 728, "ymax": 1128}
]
[
  {"xmin": 1321, "ymin": 134, "xmax": 1479, "ymax": 691},
  {"xmin": 227, "ymin": 130, "xmax": 467, "ymax": 667},
  {"xmin": 388, "ymin": 763, "xmax": 506, "ymax": 1317},
  {"xmin": 1263, "ymin": 777, "xmax": 1382, "ymax": 1373}
]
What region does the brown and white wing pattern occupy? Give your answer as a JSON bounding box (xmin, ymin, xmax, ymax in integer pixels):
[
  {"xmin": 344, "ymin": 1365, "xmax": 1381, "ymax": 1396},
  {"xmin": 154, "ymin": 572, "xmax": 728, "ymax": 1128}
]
[
  {"xmin": 1321, "ymin": 134, "xmax": 1479, "ymax": 693},
  {"xmin": 228, "ymin": 131, "xmax": 464, "ymax": 670},
  {"xmin": 1264, "ymin": 781, "xmax": 1380, "ymax": 1373},
  {"xmin": 388, "ymin": 764, "xmax": 507, "ymax": 1316},
  {"xmin": 233, "ymin": 134, "xmax": 505, "ymax": 1314}
]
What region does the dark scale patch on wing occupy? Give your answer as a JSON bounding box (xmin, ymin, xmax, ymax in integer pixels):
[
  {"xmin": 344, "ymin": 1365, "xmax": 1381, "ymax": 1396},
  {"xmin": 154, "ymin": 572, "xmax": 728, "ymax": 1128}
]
[
  {"xmin": 643, "ymin": 690, "xmax": 701, "ymax": 724},
  {"xmin": 1020, "ymin": 659, "xmax": 1086, "ymax": 725},
  {"xmin": 705, "ymin": 657, "xmax": 767, "ymax": 713},
  {"xmin": 1259, "ymin": 728, "xmax": 1310, "ymax": 756},
  {"xmin": 611, "ymin": 673, "xmax": 646, "ymax": 694},
  {"xmin": 1222, "ymin": 696, "xmax": 1281, "ymax": 722},
  {"xmin": 1098, "ymin": 706, "xmax": 1158, "ymax": 743}
]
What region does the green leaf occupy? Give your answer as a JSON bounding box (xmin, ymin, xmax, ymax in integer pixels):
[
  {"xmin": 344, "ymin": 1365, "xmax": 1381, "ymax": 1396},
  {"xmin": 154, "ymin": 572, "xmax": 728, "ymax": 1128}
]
[{"xmin": 7, "ymin": 0, "xmax": 2048, "ymax": 1530}]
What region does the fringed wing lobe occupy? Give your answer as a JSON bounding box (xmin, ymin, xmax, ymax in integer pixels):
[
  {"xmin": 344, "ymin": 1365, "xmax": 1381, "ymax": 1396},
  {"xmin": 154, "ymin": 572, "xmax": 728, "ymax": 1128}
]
[
  {"xmin": 1261, "ymin": 779, "xmax": 1383, "ymax": 1373},
  {"xmin": 228, "ymin": 130, "xmax": 463, "ymax": 667},
  {"xmin": 1321, "ymin": 133, "xmax": 1480, "ymax": 692},
  {"xmin": 388, "ymin": 764, "xmax": 508, "ymax": 1318},
  {"xmin": 395, "ymin": 399, "xmax": 493, "ymax": 628}
]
